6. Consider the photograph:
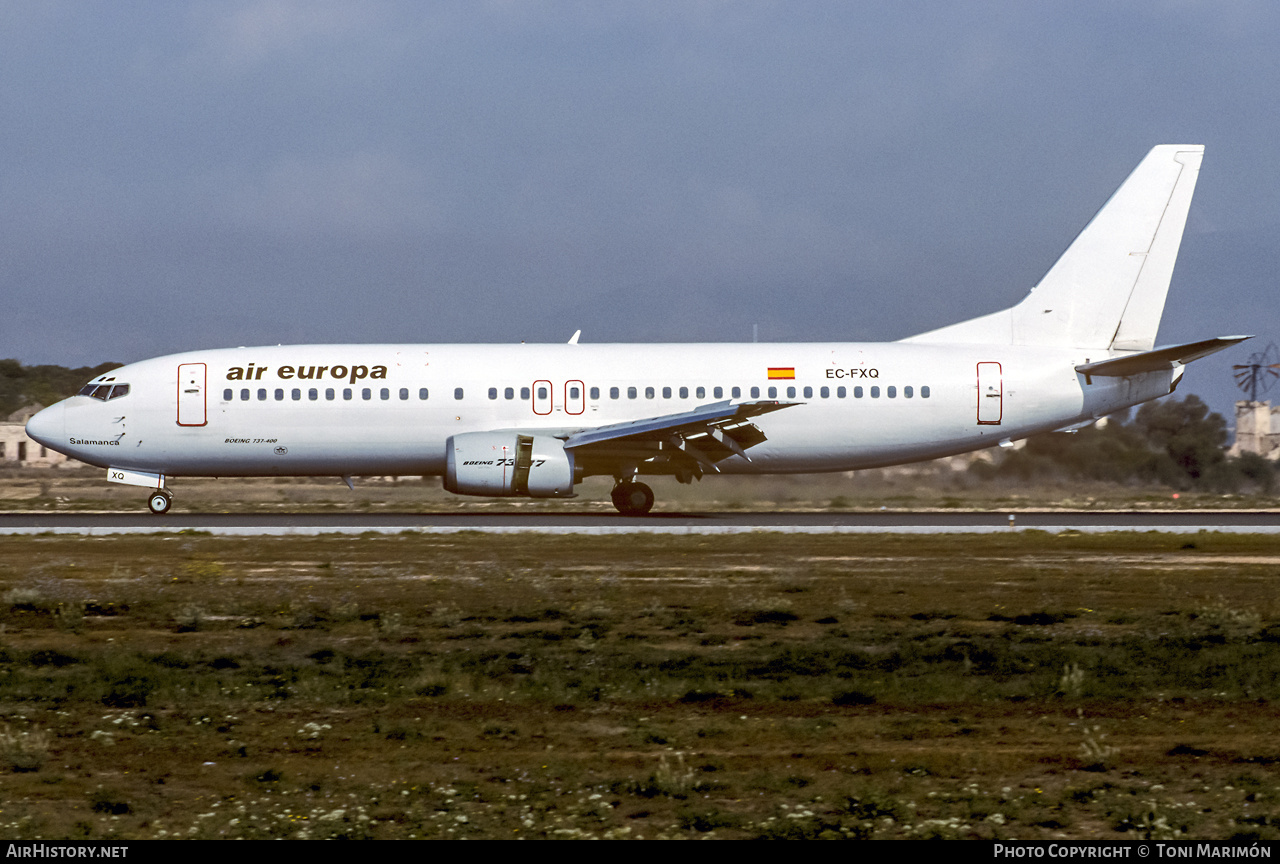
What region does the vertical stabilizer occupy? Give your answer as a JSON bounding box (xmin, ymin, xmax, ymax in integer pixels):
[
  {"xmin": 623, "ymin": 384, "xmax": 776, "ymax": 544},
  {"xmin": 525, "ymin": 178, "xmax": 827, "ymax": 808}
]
[
  {"xmin": 903, "ymin": 146, "xmax": 1203, "ymax": 349},
  {"xmin": 1010, "ymin": 145, "xmax": 1203, "ymax": 350}
]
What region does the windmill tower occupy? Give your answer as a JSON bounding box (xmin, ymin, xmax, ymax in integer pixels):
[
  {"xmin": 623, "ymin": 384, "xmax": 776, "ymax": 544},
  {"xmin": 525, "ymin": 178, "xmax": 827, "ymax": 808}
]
[{"xmin": 1229, "ymin": 343, "xmax": 1280, "ymax": 458}]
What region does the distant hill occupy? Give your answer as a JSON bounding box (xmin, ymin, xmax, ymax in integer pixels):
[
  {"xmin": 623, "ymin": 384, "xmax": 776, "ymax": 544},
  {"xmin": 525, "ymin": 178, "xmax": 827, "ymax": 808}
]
[{"xmin": 0, "ymin": 359, "xmax": 123, "ymax": 419}]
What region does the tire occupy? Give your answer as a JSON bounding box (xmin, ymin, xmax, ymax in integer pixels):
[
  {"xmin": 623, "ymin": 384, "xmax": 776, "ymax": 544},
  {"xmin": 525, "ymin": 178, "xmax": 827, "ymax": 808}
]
[
  {"xmin": 147, "ymin": 491, "xmax": 173, "ymax": 515},
  {"xmin": 611, "ymin": 481, "xmax": 654, "ymax": 516}
]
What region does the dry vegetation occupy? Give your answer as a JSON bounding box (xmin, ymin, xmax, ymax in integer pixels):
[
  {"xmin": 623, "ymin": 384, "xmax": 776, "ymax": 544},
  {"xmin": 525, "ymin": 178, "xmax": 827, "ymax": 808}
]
[{"xmin": 0, "ymin": 531, "xmax": 1278, "ymax": 840}]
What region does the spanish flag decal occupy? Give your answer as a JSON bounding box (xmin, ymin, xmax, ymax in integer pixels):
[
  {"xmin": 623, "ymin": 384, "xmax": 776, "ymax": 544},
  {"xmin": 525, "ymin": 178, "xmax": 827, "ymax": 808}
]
[{"xmin": 767, "ymin": 367, "xmax": 795, "ymax": 380}]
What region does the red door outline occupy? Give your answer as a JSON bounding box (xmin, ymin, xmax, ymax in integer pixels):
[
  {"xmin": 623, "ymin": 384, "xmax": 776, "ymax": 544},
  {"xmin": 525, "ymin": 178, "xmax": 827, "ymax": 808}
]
[
  {"xmin": 565, "ymin": 380, "xmax": 584, "ymax": 415},
  {"xmin": 177, "ymin": 363, "xmax": 207, "ymax": 427},
  {"xmin": 977, "ymin": 362, "xmax": 1002, "ymax": 425},
  {"xmin": 532, "ymin": 379, "xmax": 553, "ymax": 415}
]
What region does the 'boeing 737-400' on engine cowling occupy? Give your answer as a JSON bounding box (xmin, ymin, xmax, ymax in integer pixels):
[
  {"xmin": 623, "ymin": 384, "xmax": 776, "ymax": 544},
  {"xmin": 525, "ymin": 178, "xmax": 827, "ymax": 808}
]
[{"xmin": 26, "ymin": 146, "xmax": 1247, "ymax": 515}]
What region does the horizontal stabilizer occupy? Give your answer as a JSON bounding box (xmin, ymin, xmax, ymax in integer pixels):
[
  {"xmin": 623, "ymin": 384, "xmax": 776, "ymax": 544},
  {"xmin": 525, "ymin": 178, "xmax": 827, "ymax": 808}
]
[{"xmin": 1075, "ymin": 336, "xmax": 1251, "ymax": 378}]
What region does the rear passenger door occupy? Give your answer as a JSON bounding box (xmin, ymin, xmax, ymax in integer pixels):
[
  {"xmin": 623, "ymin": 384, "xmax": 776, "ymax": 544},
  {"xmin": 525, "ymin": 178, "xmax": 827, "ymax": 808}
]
[{"xmin": 976, "ymin": 362, "xmax": 1002, "ymax": 425}]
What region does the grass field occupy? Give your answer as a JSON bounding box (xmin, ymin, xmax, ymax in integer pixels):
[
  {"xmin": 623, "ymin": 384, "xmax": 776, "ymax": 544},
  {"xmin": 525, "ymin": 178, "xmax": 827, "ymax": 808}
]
[{"xmin": 0, "ymin": 530, "xmax": 1278, "ymax": 840}]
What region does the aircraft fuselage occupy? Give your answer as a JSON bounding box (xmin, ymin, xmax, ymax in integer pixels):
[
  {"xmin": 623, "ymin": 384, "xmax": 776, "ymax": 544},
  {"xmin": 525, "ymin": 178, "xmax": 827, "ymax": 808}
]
[{"xmin": 31, "ymin": 341, "xmax": 1173, "ymax": 479}]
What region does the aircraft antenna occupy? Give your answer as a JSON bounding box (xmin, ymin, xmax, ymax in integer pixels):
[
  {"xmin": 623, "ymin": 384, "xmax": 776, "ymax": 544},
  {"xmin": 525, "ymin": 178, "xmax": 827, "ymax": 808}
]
[{"xmin": 1232, "ymin": 342, "xmax": 1280, "ymax": 402}]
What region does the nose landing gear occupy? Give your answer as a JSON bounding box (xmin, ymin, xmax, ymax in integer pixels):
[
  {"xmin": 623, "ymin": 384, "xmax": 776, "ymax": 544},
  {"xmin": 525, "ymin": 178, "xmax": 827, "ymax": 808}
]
[
  {"xmin": 610, "ymin": 480, "xmax": 654, "ymax": 516},
  {"xmin": 147, "ymin": 489, "xmax": 173, "ymax": 515}
]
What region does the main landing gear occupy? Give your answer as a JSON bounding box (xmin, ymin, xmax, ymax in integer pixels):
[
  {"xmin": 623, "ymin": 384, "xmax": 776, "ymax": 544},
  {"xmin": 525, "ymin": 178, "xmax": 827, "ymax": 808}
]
[
  {"xmin": 611, "ymin": 480, "xmax": 654, "ymax": 516},
  {"xmin": 147, "ymin": 489, "xmax": 173, "ymax": 515}
]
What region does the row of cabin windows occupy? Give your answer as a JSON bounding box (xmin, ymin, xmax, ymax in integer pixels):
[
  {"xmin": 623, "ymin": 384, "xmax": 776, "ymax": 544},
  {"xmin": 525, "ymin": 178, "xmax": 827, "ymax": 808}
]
[
  {"xmin": 486, "ymin": 385, "xmax": 933, "ymax": 401},
  {"xmin": 586, "ymin": 384, "xmax": 930, "ymax": 400},
  {"xmin": 224, "ymin": 384, "xmax": 933, "ymax": 403},
  {"xmin": 225, "ymin": 387, "xmax": 428, "ymax": 402}
]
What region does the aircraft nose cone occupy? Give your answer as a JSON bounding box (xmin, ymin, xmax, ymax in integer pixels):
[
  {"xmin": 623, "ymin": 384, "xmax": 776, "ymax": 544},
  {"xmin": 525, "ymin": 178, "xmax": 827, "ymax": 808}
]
[{"xmin": 25, "ymin": 402, "xmax": 65, "ymax": 448}]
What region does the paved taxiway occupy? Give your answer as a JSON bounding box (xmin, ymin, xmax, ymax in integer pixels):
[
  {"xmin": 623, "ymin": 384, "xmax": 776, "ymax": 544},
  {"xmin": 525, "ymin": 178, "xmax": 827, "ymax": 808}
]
[{"xmin": 2, "ymin": 510, "xmax": 1280, "ymax": 535}]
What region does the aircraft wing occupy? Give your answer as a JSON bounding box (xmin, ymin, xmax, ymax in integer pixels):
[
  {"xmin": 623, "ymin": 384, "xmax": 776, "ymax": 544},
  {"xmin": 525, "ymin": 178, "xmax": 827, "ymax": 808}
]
[
  {"xmin": 563, "ymin": 399, "xmax": 799, "ymax": 472},
  {"xmin": 1075, "ymin": 336, "xmax": 1251, "ymax": 377}
]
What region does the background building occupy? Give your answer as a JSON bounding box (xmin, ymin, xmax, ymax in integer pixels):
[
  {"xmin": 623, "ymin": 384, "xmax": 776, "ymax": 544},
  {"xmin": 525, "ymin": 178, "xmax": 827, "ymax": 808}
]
[
  {"xmin": 0, "ymin": 406, "xmax": 78, "ymax": 467},
  {"xmin": 1228, "ymin": 401, "xmax": 1280, "ymax": 460}
]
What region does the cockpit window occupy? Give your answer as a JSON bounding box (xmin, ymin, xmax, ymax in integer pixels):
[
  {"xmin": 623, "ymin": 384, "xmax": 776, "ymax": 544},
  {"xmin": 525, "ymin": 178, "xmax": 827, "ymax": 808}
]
[{"xmin": 79, "ymin": 382, "xmax": 130, "ymax": 401}]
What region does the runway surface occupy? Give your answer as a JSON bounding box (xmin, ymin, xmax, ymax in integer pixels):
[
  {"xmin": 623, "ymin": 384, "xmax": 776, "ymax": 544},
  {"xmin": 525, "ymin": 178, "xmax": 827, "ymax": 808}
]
[{"xmin": 3, "ymin": 510, "xmax": 1280, "ymax": 535}]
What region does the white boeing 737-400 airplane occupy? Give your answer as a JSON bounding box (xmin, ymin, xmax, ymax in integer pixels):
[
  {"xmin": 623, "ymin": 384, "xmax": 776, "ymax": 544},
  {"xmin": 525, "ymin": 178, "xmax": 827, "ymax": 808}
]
[{"xmin": 26, "ymin": 145, "xmax": 1246, "ymax": 515}]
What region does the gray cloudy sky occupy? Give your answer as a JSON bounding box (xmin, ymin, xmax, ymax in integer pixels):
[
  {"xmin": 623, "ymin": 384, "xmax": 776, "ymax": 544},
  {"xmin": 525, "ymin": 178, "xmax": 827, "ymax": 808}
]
[{"xmin": 3, "ymin": 1, "xmax": 1278, "ymax": 422}]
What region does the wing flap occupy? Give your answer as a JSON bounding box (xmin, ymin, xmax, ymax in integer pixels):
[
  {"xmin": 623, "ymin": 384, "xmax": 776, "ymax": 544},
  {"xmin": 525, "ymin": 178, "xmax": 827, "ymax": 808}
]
[{"xmin": 563, "ymin": 400, "xmax": 797, "ymax": 451}]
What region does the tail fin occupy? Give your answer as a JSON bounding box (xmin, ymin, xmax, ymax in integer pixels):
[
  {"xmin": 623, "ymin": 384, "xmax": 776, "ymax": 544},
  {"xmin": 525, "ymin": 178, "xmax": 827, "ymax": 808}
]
[{"xmin": 905, "ymin": 145, "xmax": 1204, "ymax": 350}]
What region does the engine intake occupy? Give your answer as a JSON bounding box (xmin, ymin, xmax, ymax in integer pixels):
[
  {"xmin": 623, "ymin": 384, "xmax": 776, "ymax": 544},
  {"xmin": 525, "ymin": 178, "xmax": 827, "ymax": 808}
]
[{"xmin": 444, "ymin": 432, "xmax": 576, "ymax": 498}]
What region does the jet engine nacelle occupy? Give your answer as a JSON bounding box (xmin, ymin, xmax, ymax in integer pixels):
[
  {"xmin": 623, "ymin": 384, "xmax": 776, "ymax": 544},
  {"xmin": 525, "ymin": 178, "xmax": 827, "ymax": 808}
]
[{"xmin": 444, "ymin": 432, "xmax": 576, "ymax": 498}]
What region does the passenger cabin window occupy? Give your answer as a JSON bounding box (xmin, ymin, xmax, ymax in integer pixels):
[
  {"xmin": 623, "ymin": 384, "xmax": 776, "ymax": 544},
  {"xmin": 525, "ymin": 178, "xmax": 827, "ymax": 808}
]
[
  {"xmin": 696, "ymin": 386, "xmax": 705, "ymax": 399},
  {"xmin": 662, "ymin": 386, "xmax": 671, "ymax": 399},
  {"xmin": 292, "ymin": 389, "xmax": 302, "ymax": 401},
  {"xmin": 628, "ymin": 387, "xmax": 637, "ymax": 399},
  {"xmin": 750, "ymin": 387, "xmax": 760, "ymax": 398},
  {"xmin": 837, "ymin": 386, "xmax": 846, "ymax": 398},
  {"xmin": 610, "ymin": 387, "xmax": 620, "ymax": 399},
  {"xmin": 732, "ymin": 387, "xmax": 741, "ymax": 398},
  {"xmin": 240, "ymin": 389, "xmax": 250, "ymax": 401},
  {"xmin": 308, "ymin": 388, "xmax": 318, "ymax": 401},
  {"xmin": 854, "ymin": 386, "xmax": 863, "ymax": 398},
  {"xmin": 400, "ymin": 388, "xmax": 409, "ymax": 400},
  {"xmin": 679, "ymin": 386, "xmax": 688, "ymax": 399},
  {"xmin": 223, "ymin": 389, "xmax": 233, "ymax": 401},
  {"xmin": 258, "ymin": 388, "xmax": 267, "ymax": 401},
  {"xmin": 589, "ymin": 386, "xmax": 599, "ymax": 400},
  {"xmin": 275, "ymin": 389, "xmax": 284, "ymax": 401},
  {"xmin": 420, "ymin": 388, "xmax": 429, "ymax": 400},
  {"xmin": 452, "ymin": 388, "xmax": 462, "ymax": 400},
  {"xmin": 344, "ymin": 388, "xmax": 353, "ymax": 400},
  {"xmin": 871, "ymin": 386, "xmax": 880, "ymax": 398},
  {"xmin": 382, "ymin": 388, "xmax": 392, "ymax": 400},
  {"xmin": 325, "ymin": 388, "xmax": 335, "ymax": 400},
  {"xmin": 521, "ymin": 387, "xmax": 530, "ymax": 400},
  {"xmin": 921, "ymin": 386, "xmax": 931, "ymax": 398},
  {"xmin": 904, "ymin": 386, "xmax": 913, "ymax": 398},
  {"xmin": 713, "ymin": 386, "xmax": 723, "ymax": 399},
  {"xmin": 505, "ymin": 387, "xmax": 515, "ymax": 400},
  {"xmin": 887, "ymin": 386, "xmax": 896, "ymax": 398}
]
